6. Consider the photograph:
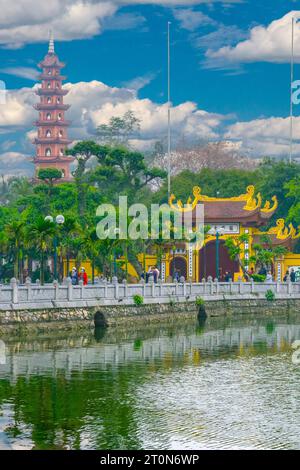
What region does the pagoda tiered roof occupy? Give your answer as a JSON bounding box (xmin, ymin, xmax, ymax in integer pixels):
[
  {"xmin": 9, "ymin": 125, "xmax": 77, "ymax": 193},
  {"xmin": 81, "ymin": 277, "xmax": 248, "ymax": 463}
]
[
  {"xmin": 34, "ymin": 119, "xmax": 71, "ymax": 127},
  {"xmin": 34, "ymin": 103, "xmax": 70, "ymax": 111},
  {"xmin": 36, "ymin": 88, "xmax": 68, "ymax": 96},
  {"xmin": 38, "ymin": 53, "xmax": 65, "ymax": 69},
  {"xmin": 38, "ymin": 73, "xmax": 66, "ymax": 80},
  {"xmin": 34, "ymin": 137, "xmax": 72, "ymax": 145}
]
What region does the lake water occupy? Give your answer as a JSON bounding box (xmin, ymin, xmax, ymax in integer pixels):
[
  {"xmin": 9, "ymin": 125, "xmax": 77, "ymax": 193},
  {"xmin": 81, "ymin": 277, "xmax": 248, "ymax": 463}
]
[{"xmin": 0, "ymin": 313, "xmax": 300, "ymax": 450}]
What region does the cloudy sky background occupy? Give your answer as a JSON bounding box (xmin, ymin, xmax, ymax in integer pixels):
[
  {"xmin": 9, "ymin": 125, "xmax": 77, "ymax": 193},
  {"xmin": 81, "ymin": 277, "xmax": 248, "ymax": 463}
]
[{"xmin": 1, "ymin": 0, "xmax": 300, "ymax": 178}]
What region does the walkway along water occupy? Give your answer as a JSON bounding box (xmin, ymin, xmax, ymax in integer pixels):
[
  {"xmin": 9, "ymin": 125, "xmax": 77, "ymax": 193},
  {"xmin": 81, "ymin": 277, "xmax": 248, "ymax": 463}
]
[{"xmin": 0, "ymin": 278, "xmax": 300, "ymax": 330}]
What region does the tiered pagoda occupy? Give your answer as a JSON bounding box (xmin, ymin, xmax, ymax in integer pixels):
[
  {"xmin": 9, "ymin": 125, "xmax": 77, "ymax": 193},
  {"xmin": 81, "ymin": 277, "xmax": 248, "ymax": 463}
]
[{"xmin": 33, "ymin": 33, "xmax": 74, "ymax": 180}]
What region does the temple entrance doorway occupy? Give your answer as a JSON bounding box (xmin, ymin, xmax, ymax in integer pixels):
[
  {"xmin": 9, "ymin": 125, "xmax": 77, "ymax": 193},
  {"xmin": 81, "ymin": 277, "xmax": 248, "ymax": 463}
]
[
  {"xmin": 169, "ymin": 256, "xmax": 187, "ymax": 279},
  {"xmin": 199, "ymin": 240, "xmax": 239, "ymax": 281}
]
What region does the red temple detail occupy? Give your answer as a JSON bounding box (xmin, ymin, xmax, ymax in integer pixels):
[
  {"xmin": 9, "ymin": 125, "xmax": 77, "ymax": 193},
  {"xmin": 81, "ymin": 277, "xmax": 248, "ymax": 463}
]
[{"xmin": 33, "ymin": 33, "xmax": 74, "ymax": 180}]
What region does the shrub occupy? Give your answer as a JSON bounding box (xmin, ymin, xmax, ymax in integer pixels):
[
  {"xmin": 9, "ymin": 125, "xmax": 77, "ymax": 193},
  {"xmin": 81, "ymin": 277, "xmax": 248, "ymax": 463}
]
[
  {"xmin": 265, "ymin": 289, "xmax": 275, "ymax": 302},
  {"xmin": 196, "ymin": 296, "xmax": 205, "ymax": 306},
  {"xmin": 251, "ymin": 274, "xmax": 266, "ymax": 283},
  {"xmin": 133, "ymin": 294, "xmax": 144, "ymax": 306}
]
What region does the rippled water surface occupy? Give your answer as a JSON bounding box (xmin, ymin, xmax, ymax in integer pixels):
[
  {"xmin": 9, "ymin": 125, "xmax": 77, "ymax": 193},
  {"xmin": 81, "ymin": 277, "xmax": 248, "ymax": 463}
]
[{"xmin": 0, "ymin": 313, "xmax": 300, "ymax": 450}]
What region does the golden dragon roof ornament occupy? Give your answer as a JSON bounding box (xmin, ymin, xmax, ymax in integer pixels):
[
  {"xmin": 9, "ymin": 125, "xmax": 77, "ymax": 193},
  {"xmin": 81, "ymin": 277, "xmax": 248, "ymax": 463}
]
[
  {"xmin": 267, "ymin": 219, "xmax": 298, "ymax": 240},
  {"xmin": 169, "ymin": 185, "xmax": 278, "ymax": 213}
]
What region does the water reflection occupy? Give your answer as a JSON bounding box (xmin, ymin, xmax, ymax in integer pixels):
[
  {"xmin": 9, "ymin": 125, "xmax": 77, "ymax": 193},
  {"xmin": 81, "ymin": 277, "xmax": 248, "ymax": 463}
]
[{"xmin": 0, "ymin": 313, "xmax": 300, "ymax": 450}]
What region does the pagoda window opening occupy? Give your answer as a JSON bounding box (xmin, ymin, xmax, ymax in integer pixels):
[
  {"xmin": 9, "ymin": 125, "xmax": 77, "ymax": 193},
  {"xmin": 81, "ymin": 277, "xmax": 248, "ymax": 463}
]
[
  {"xmin": 47, "ymin": 97, "xmax": 52, "ymax": 104},
  {"xmin": 57, "ymin": 97, "xmax": 61, "ymax": 104},
  {"xmin": 47, "ymin": 82, "xmax": 51, "ymax": 89},
  {"xmin": 46, "ymin": 113, "xmax": 51, "ymax": 120},
  {"xmin": 47, "ymin": 70, "xmax": 51, "ymax": 75},
  {"xmin": 45, "ymin": 148, "xmax": 51, "ymax": 157},
  {"xmin": 61, "ymin": 169, "xmax": 65, "ymax": 178},
  {"xmin": 56, "ymin": 82, "xmax": 60, "ymax": 88},
  {"xmin": 59, "ymin": 130, "xmax": 63, "ymax": 137},
  {"xmin": 58, "ymin": 113, "xmax": 62, "ymax": 121},
  {"xmin": 46, "ymin": 130, "xmax": 51, "ymax": 138},
  {"xmin": 59, "ymin": 148, "xmax": 64, "ymax": 156}
]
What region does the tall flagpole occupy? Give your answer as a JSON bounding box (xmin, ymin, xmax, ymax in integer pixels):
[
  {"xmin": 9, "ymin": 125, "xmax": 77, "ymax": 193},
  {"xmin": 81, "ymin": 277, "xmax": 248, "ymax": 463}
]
[
  {"xmin": 290, "ymin": 17, "xmax": 294, "ymax": 164},
  {"xmin": 167, "ymin": 21, "xmax": 171, "ymax": 200}
]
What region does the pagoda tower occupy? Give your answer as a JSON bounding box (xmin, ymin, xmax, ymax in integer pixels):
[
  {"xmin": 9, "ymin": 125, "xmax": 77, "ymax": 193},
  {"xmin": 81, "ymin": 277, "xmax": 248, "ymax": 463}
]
[{"xmin": 33, "ymin": 33, "xmax": 74, "ymax": 180}]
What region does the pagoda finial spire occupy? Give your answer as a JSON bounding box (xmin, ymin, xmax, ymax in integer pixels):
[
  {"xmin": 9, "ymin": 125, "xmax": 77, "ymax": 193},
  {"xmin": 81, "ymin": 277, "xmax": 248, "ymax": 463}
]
[{"xmin": 48, "ymin": 30, "xmax": 55, "ymax": 54}]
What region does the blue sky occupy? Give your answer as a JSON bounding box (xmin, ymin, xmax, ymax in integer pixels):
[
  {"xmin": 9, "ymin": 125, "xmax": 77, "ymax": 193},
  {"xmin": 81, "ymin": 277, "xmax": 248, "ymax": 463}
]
[{"xmin": 1, "ymin": 0, "xmax": 300, "ymax": 177}]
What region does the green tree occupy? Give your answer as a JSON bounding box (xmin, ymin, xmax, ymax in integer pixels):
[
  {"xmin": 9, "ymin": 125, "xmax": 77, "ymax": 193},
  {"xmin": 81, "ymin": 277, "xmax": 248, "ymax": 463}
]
[
  {"xmin": 37, "ymin": 168, "xmax": 62, "ymax": 188},
  {"xmin": 27, "ymin": 217, "xmax": 56, "ymax": 284},
  {"xmin": 96, "ymin": 110, "xmax": 141, "ymax": 146},
  {"xmin": 66, "ymin": 141, "xmax": 107, "ymax": 218},
  {"xmin": 5, "ymin": 220, "xmax": 26, "ymax": 280}
]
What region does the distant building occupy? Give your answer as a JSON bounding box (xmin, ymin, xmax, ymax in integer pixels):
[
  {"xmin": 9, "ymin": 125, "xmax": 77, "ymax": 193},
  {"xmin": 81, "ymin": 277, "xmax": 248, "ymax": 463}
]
[{"xmin": 33, "ymin": 33, "xmax": 74, "ymax": 180}]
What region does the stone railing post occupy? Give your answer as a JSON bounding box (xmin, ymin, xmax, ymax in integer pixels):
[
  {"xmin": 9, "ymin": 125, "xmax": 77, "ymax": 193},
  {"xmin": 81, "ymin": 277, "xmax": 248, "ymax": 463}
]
[
  {"xmin": 67, "ymin": 277, "xmax": 73, "ymax": 301},
  {"xmin": 214, "ymin": 278, "xmax": 219, "ymax": 295},
  {"xmin": 103, "ymin": 279, "xmax": 108, "ymax": 299},
  {"xmin": 288, "ymin": 281, "xmax": 292, "ymax": 295},
  {"xmin": 152, "ymin": 280, "xmax": 156, "ymax": 298},
  {"xmin": 112, "ymin": 277, "xmax": 119, "ymax": 299},
  {"xmin": 239, "ymin": 281, "xmax": 243, "ymax": 294},
  {"xmin": 10, "ymin": 277, "xmax": 18, "ymax": 304},
  {"xmin": 53, "ymin": 280, "xmax": 59, "ymax": 300},
  {"xmin": 182, "ymin": 280, "xmax": 186, "ymax": 297},
  {"xmin": 79, "ymin": 279, "xmax": 84, "ymax": 299},
  {"xmin": 122, "ymin": 279, "xmax": 128, "ymax": 299},
  {"xmin": 251, "ymin": 279, "xmax": 255, "ymax": 295},
  {"xmin": 276, "ymin": 281, "xmax": 280, "ymax": 294},
  {"xmin": 25, "ymin": 277, "xmax": 32, "ymax": 301}
]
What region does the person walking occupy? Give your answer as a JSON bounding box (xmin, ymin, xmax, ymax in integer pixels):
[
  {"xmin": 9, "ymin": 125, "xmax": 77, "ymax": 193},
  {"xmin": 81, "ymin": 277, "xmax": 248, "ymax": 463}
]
[
  {"xmin": 79, "ymin": 267, "xmax": 88, "ymax": 285},
  {"xmin": 153, "ymin": 266, "xmax": 160, "ymax": 283},
  {"xmin": 290, "ymin": 268, "xmax": 296, "ymax": 283},
  {"xmin": 70, "ymin": 267, "xmax": 78, "ymax": 285},
  {"xmin": 265, "ymin": 271, "xmax": 273, "ymax": 283}
]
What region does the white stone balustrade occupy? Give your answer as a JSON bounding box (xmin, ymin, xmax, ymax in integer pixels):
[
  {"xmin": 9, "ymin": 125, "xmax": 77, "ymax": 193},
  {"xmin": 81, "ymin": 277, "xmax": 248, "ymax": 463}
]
[{"xmin": 0, "ymin": 279, "xmax": 300, "ymax": 310}]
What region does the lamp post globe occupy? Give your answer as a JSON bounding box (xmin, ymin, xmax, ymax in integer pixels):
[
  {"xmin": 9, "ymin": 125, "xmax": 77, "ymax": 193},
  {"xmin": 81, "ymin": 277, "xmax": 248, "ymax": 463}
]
[
  {"xmin": 56, "ymin": 214, "xmax": 65, "ymax": 225},
  {"xmin": 45, "ymin": 215, "xmax": 54, "ymax": 223}
]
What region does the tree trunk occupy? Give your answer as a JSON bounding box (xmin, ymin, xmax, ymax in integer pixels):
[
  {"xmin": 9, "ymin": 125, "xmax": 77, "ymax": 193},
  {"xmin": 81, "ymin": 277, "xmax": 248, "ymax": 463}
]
[
  {"xmin": 40, "ymin": 252, "xmax": 44, "ymax": 285},
  {"xmin": 92, "ymin": 259, "xmax": 95, "ymax": 284},
  {"xmin": 14, "ymin": 249, "xmax": 18, "ymax": 280}
]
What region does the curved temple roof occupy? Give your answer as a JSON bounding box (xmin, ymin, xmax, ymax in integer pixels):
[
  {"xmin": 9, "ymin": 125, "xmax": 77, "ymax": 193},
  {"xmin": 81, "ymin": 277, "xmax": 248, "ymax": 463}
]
[{"xmin": 169, "ymin": 185, "xmax": 278, "ymax": 227}]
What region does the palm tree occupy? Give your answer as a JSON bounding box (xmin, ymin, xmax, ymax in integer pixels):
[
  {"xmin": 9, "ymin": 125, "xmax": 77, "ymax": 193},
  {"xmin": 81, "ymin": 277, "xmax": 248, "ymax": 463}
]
[
  {"xmin": 27, "ymin": 217, "xmax": 56, "ymax": 284},
  {"xmin": 59, "ymin": 217, "xmax": 82, "ymax": 278},
  {"xmin": 0, "ymin": 231, "xmax": 8, "ymax": 281},
  {"xmin": 5, "ymin": 220, "xmax": 26, "ymax": 280}
]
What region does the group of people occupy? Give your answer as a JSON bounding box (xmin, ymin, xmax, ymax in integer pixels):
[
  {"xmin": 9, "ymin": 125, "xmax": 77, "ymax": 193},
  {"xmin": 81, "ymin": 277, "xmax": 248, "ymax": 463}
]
[
  {"xmin": 143, "ymin": 266, "xmax": 160, "ymax": 283},
  {"xmin": 70, "ymin": 267, "xmax": 88, "ymax": 285},
  {"xmin": 283, "ymin": 268, "xmax": 297, "ymax": 283}
]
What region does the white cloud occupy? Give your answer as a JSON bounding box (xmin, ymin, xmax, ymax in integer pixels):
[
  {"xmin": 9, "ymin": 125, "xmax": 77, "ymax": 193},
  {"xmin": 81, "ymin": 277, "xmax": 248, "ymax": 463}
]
[
  {"xmin": 123, "ymin": 72, "xmax": 157, "ymax": 91},
  {"xmin": 225, "ymin": 115, "xmax": 300, "ymax": 156},
  {"xmin": 0, "ymin": 87, "xmax": 36, "ymax": 128},
  {"xmin": 3, "ymin": 76, "xmax": 299, "ymax": 178},
  {"xmin": 207, "ymin": 11, "xmax": 300, "ymax": 65},
  {"xmin": 0, "ymin": 151, "xmax": 32, "ymax": 180},
  {"xmin": 173, "ymin": 8, "xmax": 216, "ymax": 31},
  {"xmin": 0, "ymin": 67, "xmax": 39, "ymax": 81},
  {"xmin": 0, "ymin": 0, "xmax": 242, "ymax": 48},
  {"xmin": 0, "ymin": 78, "xmax": 226, "ymax": 175}
]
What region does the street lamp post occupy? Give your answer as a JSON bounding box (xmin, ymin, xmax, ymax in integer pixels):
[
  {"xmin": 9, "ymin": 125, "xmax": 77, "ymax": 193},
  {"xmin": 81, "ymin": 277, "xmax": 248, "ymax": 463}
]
[
  {"xmin": 216, "ymin": 231, "xmax": 220, "ymax": 281},
  {"xmin": 45, "ymin": 214, "xmax": 65, "ymax": 281},
  {"xmin": 209, "ymin": 227, "xmax": 225, "ymax": 281}
]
